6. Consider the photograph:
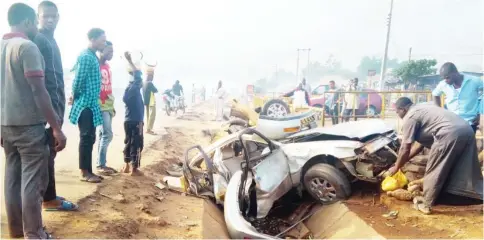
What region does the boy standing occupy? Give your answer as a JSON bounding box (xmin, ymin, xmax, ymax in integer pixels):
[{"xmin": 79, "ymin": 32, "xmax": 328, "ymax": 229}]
[
  {"xmin": 122, "ymin": 52, "xmax": 144, "ymax": 176},
  {"xmin": 97, "ymin": 41, "xmax": 117, "ymax": 175},
  {"xmin": 143, "ymin": 69, "xmax": 158, "ymax": 134}
]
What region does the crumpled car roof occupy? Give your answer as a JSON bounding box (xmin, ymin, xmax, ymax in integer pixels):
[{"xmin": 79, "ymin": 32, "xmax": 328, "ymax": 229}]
[{"xmin": 289, "ymin": 119, "xmax": 394, "ymax": 140}]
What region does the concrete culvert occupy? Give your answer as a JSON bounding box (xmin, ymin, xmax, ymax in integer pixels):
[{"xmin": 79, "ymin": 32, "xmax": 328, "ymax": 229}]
[{"xmin": 202, "ymin": 199, "xmax": 383, "ymax": 239}]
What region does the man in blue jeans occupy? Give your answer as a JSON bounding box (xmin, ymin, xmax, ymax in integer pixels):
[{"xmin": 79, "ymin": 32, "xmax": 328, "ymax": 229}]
[{"xmin": 97, "ymin": 41, "xmax": 116, "ymax": 175}]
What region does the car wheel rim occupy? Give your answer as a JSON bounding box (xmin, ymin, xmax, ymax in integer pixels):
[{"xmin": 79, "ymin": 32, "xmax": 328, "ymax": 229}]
[
  {"xmin": 309, "ymin": 177, "xmax": 337, "ymax": 202},
  {"xmin": 267, "ymin": 103, "xmax": 287, "ymax": 118},
  {"xmin": 366, "ymin": 107, "xmax": 375, "ymax": 116}
]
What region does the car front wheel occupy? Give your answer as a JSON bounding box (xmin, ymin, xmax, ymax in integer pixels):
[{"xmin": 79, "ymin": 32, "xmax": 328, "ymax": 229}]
[{"xmin": 303, "ymin": 163, "xmax": 351, "ymax": 204}]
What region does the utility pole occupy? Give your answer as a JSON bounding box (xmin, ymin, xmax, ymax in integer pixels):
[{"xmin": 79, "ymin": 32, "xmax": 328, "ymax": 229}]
[
  {"xmin": 296, "ymin": 49, "xmax": 301, "ymax": 83},
  {"xmin": 296, "ymin": 48, "xmax": 311, "ymax": 82},
  {"xmin": 275, "ymin": 64, "xmax": 279, "ymax": 82},
  {"xmin": 378, "ymin": 0, "xmax": 394, "ymax": 91},
  {"xmin": 306, "ymin": 48, "xmax": 311, "ymax": 79},
  {"xmin": 408, "ymin": 47, "xmax": 412, "ymax": 61}
]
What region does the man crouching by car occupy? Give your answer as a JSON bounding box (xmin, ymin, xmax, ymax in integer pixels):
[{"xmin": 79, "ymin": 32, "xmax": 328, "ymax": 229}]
[{"xmin": 387, "ymin": 97, "xmax": 483, "ymax": 214}]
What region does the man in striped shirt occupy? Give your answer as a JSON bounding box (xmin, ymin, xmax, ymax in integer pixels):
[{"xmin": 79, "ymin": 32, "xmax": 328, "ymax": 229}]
[
  {"xmin": 34, "ymin": 0, "xmax": 77, "ymax": 212},
  {"xmin": 69, "ymin": 28, "xmax": 106, "ymax": 183}
]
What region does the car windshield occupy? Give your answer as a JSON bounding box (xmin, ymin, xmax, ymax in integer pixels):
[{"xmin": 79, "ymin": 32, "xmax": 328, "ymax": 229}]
[{"xmin": 313, "ymin": 85, "xmax": 329, "ymax": 95}]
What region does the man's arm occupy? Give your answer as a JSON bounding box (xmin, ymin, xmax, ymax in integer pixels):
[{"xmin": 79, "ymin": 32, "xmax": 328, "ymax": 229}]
[
  {"xmin": 151, "ymin": 82, "xmax": 158, "ymax": 93},
  {"xmin": 390, "ymin": 118, "xmax": 420, "ymax": 174},
  {"xmin": 408, "ymin": 142, "xmax": 425, "ymax": 160},
  {"xmin": 124, "ymin": 70, "xmax": 143, "ymax": 104},
  {"xmin": 21, "ymin": 43, "xmax": 61, "ymax": 131},
  {"xmin": 83, "ymin": 56, "xmax": 102, "ymax": 103},
  {"xmin": 472, "ymin": 78, "xmax": 483, "ymax": 125},
  {"xmin": 72, "ymin": 55, "xmax": 93, "ymax": 100},
  {"xmin": 34, "ymin": 35, "xmax": 58, "ymax": 117},
  {"xmin": 394, "ymin": 142, "xmax": 412, "ymax": 170},
  {"xmin": 432, "ymin": 81, "xmax": 444, "ymax": 107}
]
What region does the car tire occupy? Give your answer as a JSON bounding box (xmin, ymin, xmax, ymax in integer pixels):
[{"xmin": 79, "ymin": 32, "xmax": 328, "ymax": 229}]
[
  {"xmin": 313, "ymin": 104, "xmax": 324, "ymax": 120},
  {"xmin": 261, "ymin": 99, "xmax": 290, "ymax": 117},
  {"xmin": 365, "ymin": 105, "xmax": 377, "ymax": 117},
  {"xmin": 303, "ymin": 163, "xmax": 351, "ymax": 204},
  {"xmin": 313, "ymin": 104, "xmax": 323, "ymax": 109}
]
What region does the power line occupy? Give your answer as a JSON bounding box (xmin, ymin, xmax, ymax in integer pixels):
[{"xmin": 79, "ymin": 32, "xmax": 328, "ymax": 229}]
[{"xmin": 410, "ymin": 53, "xmax": 484, "ymax": 57}]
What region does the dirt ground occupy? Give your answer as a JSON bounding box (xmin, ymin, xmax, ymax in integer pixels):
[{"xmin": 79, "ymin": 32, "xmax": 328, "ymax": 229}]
[
  {"xmin": 345, "ymin": 182, "xmax": 483, "ymax": 239},
  {"xmin": 44, "ymin": 126, "xmax": 211, "ymax": 239},
  {"xmin": 0, "ymin": 103, "xmax": 219, "ymax": 239}
]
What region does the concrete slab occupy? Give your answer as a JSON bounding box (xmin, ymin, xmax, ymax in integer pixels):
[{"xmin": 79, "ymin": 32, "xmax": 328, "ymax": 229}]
[{"xmin": 202, "ymin": 201, "xmax": 383, "ymax": 239}]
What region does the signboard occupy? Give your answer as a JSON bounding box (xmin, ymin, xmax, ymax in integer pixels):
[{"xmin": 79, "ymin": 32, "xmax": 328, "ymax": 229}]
[
  {"xmin": 247, "ymin": 84, "xmax": 255, "ymax": 103},
  {"xmin": 368, "ymin": 70, "xmax": 377, "ymax": 77},
  {"xmin": 247, "ymin": 84, "xmax": 254, "ymax": 95}
]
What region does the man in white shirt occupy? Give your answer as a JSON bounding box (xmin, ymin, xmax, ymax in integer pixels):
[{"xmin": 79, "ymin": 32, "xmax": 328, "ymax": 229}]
[
  {"xmin": 343, "ymin": 78, "xmax": 360, "ymax": 122},
  {"xmin": 215, "ymin": 80, "xmax": 227, "ymax": 121},
  {"xmin": 301, "ymin": 78, "xmax": 312, "ymax": 96}
]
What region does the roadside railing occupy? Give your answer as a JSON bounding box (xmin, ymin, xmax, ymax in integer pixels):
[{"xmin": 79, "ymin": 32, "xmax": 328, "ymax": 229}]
[
  {"xmin": 317, "ymin": 90, "xmax": 435, "ymax": 125},
  {"xmin": 250, "ymin": 90, "xmax": 483, "ymax": 140}
]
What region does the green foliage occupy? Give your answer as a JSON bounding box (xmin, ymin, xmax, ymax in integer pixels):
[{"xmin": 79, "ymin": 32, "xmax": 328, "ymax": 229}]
[
  {"xmin": 356, "ymin": 56, "xmax": 400, "ymax": 78},
  {"xmin": 392, "ymin": 59, "xmax": 438, "ymax": 84}
]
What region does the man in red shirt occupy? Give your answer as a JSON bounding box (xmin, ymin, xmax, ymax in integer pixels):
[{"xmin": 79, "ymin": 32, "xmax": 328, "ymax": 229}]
[{"xmin": 97, "ymin": 41, "xmax": 116, "ymax": 175}]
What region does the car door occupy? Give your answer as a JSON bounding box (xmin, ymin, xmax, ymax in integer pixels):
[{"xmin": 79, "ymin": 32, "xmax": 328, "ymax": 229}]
[{"xmin": 239, "ymin": 129, "xmax": 293, "ymax": 218}]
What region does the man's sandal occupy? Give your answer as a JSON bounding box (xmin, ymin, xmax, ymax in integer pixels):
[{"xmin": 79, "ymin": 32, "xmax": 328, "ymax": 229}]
[
  {"xmin": 44, "ymin": 200, "xmax": 79, "ymax": 212},
  {"xmin": 80, "ymin": 174, "xmax": 102, "ymax": 183}
]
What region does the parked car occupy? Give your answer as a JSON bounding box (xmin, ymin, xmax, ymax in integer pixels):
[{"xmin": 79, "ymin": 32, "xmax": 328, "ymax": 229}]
[
  {"xmin": 183, "ymin": 119, "xmax": 400, "ymax": 238},
  {"xmin": 310, "ymin": 85, "xmax": 382, "ymax": 117}
]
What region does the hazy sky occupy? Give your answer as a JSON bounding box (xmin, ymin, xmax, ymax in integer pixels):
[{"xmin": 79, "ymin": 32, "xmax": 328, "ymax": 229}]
[{"xmin": 0, "ymin": 0, "xmax": 482, "ymax": 91}]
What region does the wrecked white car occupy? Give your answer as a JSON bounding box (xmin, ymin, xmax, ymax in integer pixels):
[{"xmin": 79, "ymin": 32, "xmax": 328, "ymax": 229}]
[{"xmin": 183, "ymin": 119, "xmax": 399, "ymax": 238}]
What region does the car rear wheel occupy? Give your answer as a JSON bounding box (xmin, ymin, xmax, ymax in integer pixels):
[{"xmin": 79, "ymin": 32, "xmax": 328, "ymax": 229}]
[
  {"xmin": 262, "ymin": 99, "xmax": 290, "ymax": 118},
  {"xmin": 313, "ymin": 104, "xmax": 324, "ymax": 119},
  {"xmin": 303, "ymin": 163, "xmax": 351, "ymax": 204}
]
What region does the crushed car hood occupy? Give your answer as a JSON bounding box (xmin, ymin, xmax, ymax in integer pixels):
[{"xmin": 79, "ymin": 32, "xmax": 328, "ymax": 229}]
[
  {"xmin": 280, "ymin": 140, "xmax": 363, "ymax": 174},
  {"xmin": 288, "ymin": 119, "xmax": 393, "ymax": 140}
]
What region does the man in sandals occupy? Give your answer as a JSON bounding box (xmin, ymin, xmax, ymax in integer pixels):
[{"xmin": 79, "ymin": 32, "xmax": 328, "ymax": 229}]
[
  {"xmin": 122, "ymin": 52, "xmax": 144, "ymax": 176},
  {"xmin": 1, "ymin": 3, "xmax": 67, "ymax": 238},
  {"xmin": 96, "ymin": 40, "xmax": 117, "ymax": 176},
  {"xmin": 69, "ymin": 28, "xmax": 107, "ymax": 183},
  {"xmin": 33, "ymin": 0, "xmax": 78, "ymax": 212},
  {"xmin": 388, "ymin": 97, "xmax": 483, "ymax": 214}
]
